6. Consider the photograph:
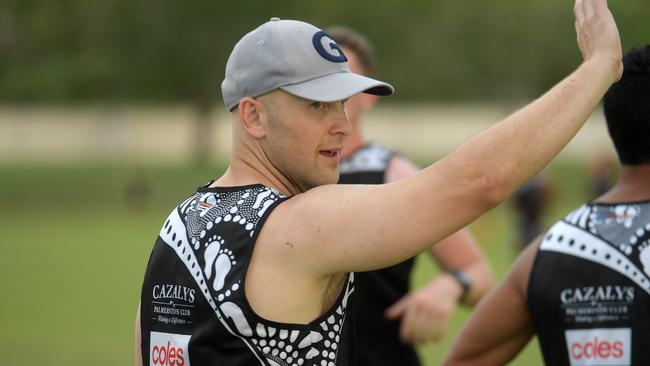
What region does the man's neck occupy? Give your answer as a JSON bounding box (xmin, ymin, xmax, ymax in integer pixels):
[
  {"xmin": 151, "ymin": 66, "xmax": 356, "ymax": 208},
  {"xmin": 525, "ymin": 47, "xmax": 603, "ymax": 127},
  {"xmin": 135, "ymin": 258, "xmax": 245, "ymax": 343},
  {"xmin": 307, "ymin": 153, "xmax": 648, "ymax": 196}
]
[
  {"xmin": 212, "ymin": 143, "xmax": 304, "ymax": 196},
  {"xmin": 594, "ymin": 164, "xmax": 650, "ymax": 203},
  {"xmin": 212, "ymin": 164, "xmax": 302, "ymax": 197}
]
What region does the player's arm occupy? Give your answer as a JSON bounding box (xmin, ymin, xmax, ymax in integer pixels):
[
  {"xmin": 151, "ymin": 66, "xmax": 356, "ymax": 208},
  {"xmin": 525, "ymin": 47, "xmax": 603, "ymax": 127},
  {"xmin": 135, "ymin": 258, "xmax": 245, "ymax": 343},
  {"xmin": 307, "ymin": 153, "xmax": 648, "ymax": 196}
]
[
  {"xmin": 428, "ymin": 229, "xmax": 494, "ymax": 306},
  {"xmin": 264, "ymin": 0, "xmax": 621, "ymax": 277},
  {"xmin": 135, "ymin": 302, "xmax": 142, "ymax": 366},
  {"xmin": 442, "ymin": 239, "xmax": 540, "ymax": 366},
  {"xmin": 380, "ymin": 156, "xmax": 494, "ymax": 345},
  {"xmin": 386, "ymin": 156, "xmax": 494, "ymax": 305},
  {"xmin": 385, "ymin": 228, "xmax": 494, "ymax": 345}
]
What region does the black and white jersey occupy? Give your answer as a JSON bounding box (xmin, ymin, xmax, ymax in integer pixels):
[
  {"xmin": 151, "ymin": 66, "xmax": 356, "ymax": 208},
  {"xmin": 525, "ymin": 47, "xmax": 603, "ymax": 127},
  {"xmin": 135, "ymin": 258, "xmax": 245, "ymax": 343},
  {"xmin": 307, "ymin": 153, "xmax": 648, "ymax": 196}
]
[
  {"xmin": 339, "ymin": 143, "xmax": 394, "ymax": 185},
  {"xmin": 528, "ymin": 201, "xmax": 650, "ymax": 366},
  {"xmin": 140, "ymin": 184, "xmax": 355, "ymax": 366},
  {"xmin": 339, "ymin": 143, "xmax": 421, "ymax": 366}
]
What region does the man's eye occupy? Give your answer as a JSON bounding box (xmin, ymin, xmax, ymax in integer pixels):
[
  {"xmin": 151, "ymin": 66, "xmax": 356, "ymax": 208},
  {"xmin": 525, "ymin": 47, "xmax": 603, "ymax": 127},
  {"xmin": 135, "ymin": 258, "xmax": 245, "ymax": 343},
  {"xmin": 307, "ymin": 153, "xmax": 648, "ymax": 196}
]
[
  {"xmin": 311, "ymin": 101, "xmax": 323, "ymax": 110},
  {"xmin": 341, "ymin": 99, "xmax": 348, "ymax": 107}
]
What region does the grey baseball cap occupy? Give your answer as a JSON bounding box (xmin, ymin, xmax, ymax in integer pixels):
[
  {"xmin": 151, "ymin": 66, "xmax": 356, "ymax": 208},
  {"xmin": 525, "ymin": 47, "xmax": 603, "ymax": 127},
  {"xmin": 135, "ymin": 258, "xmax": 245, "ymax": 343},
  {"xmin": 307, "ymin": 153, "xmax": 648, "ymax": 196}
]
[{"xmin": 221, "ymin": 18, "xmax": 394, "ymax": 111}]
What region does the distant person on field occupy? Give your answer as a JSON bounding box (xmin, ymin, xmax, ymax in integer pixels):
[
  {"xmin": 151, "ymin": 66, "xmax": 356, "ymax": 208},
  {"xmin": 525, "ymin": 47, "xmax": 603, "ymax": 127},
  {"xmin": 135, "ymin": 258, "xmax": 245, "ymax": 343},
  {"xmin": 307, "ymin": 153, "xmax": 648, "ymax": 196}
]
[
  {"xmin": 328, "ymin": 26, "xmax": 494, "ymax": 366},
  {"xmin": 444, "ymin": 45, "xmax": 650, "ymax": 366},
  {"xmin": 124, "ymin": 167, "xmax": 151, "ymax": 212},
  {"xmin": 511, "ymin": 173, "xmax": 553, "ymax": 249}
]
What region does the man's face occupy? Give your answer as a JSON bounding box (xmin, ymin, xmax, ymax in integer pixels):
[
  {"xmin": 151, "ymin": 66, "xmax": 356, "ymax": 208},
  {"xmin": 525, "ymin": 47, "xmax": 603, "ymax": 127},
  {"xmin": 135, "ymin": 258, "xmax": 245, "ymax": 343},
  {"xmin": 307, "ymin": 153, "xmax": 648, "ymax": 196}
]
[{"xmin": 259, "ymin": 90, "xmax": 351, "ymax": 191}]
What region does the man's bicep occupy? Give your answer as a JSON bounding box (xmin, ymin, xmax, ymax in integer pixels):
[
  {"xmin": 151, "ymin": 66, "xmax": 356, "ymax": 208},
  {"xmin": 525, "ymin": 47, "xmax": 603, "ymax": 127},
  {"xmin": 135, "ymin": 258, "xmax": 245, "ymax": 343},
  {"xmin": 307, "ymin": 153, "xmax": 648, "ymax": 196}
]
[
  {"xmin": 261, "ymin": 184, "xmax": 401, "ymax": 275},
  {"xmin": 272, "ymin": 170, "xmax": 486, "ymax": 275}
]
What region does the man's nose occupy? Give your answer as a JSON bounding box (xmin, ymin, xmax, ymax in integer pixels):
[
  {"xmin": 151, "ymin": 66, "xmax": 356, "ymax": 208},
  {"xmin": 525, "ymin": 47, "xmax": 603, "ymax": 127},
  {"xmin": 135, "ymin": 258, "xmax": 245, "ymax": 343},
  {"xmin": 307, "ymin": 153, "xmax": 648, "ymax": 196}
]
[{"xmin": 331, "ymin": 103, "xmax": 351, "ymax": 136}]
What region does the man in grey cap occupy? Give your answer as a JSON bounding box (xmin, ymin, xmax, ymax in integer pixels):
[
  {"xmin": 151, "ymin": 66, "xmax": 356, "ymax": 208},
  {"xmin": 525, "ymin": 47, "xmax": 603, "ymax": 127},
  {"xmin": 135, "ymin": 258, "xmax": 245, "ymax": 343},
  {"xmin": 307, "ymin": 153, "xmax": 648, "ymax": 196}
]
[{"xmin": 135, "ymin": 1, "xmax": 623, "ymax": 364}]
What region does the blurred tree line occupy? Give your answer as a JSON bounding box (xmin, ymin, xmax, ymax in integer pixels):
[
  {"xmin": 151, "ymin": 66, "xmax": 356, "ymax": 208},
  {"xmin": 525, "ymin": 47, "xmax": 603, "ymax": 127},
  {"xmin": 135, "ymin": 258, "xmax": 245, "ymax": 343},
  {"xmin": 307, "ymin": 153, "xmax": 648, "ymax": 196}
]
[{"xmin": 0, "ymin": 0, "xmax": 648, "ymax": 104}]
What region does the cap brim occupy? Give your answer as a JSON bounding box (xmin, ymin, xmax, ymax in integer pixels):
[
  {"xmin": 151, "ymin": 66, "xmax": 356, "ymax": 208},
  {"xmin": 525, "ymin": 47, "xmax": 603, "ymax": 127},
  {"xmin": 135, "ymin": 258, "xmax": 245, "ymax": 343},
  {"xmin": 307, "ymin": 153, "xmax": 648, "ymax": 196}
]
[{"xmin": 280, "ymin": 71, "xmax": 394, "ymax": 102}]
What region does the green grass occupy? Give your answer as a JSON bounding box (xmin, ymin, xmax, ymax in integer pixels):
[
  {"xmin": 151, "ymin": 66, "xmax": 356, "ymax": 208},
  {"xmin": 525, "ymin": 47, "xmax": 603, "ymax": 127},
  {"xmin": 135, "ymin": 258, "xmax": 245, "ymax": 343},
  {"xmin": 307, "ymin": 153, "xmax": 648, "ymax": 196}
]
[{"xmin": 0, "ymin": 160, "xmax": 597, "ymax": 365}]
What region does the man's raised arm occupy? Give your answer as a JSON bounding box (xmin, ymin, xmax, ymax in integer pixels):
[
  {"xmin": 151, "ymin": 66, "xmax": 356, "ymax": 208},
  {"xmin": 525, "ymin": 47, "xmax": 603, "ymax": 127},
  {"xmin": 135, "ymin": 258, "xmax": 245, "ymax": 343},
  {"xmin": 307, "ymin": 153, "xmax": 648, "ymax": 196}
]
[{"xmin": 267, "ymin": 0, "xmax": 622, "ymax": 276}]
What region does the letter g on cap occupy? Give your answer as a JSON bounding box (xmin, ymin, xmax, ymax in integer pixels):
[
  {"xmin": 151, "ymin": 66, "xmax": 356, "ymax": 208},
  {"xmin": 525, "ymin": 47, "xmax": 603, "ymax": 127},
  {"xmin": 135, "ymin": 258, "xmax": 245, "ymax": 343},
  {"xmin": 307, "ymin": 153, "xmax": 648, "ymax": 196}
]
[{"xmin": 312, "ymin": 31, "xmax": 347, "ymax": 63}]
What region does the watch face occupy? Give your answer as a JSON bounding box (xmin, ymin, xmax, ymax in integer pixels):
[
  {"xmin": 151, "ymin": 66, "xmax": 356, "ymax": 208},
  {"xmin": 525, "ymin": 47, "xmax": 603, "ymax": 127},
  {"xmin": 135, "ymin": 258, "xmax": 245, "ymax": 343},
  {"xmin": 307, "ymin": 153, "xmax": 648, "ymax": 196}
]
[{"xmin": 450, "ymin": 270, "xmax": 471, "ymax": 298}]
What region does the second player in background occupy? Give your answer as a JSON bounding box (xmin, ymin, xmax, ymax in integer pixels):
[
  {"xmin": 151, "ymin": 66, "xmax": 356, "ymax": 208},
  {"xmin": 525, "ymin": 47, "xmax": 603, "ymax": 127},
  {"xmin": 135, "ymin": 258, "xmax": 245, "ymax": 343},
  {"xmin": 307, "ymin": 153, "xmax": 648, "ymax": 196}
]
[{"xmin": 328, "ymin": 26, "xmax": 495, "ymax": 366}]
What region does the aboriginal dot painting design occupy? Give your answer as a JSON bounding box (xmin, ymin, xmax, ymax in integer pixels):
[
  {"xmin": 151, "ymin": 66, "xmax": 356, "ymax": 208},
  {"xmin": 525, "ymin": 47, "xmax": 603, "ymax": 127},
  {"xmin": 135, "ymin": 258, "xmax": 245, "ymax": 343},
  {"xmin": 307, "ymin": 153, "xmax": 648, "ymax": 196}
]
[
  {"xmin": 158, "ymin": 185, "xmax": 355, "ymax": 365},
  {"xmin": 541, "ymin": 202, "xmax": 650, "ymax": 295}
]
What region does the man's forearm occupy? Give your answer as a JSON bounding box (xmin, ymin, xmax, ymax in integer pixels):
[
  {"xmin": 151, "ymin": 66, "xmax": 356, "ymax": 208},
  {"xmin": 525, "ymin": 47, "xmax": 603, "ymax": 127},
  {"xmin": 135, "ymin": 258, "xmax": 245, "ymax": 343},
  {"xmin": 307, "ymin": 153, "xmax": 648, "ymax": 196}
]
[
  {"xmin": 456, "ymin": 261, "xmax": 494, "ymax": 306},
  {"xmin": 442, "ymin": 58, "xmax": 619, "ymax": 208},
  {"xmin": 429, "ymin": 230, "xmax": 494, "ymax": 306}
]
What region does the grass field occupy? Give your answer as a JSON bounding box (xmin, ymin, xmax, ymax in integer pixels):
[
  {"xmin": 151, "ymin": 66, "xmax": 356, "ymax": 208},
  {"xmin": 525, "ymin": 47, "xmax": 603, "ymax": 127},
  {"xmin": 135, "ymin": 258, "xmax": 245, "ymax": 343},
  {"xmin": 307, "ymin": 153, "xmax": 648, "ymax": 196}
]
[{"xmin": 0, "ymin": 160, "xmax": 603, "ymax": 365}]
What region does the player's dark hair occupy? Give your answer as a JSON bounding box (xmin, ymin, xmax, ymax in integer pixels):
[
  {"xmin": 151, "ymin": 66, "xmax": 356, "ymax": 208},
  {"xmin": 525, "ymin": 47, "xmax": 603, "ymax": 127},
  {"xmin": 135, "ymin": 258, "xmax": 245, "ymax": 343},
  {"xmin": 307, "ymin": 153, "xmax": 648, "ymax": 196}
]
[
  {"xmin": 325, "ymin": 26, "xmax": 377, "ymax": 76},
  {"xmin": 603, "ymin": 45, "xmax": 650, "ymax": 165}
]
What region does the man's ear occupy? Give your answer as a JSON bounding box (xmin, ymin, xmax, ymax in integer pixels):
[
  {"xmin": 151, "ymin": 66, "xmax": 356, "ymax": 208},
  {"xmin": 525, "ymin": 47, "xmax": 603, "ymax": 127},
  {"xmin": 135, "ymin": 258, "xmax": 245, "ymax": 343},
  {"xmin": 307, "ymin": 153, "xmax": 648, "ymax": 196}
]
[{"xmin": 238, "ymin": 97, "xmax": 267, "ymax": 139}]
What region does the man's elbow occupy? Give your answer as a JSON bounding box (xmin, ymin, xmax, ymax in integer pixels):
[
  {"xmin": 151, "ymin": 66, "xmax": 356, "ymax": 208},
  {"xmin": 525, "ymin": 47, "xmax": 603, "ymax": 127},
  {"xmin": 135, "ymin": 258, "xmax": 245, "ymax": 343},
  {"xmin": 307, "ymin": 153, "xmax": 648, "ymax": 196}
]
[{"xmin": 475, "ymin": 171, "xmax": 510, "ymax": 211}]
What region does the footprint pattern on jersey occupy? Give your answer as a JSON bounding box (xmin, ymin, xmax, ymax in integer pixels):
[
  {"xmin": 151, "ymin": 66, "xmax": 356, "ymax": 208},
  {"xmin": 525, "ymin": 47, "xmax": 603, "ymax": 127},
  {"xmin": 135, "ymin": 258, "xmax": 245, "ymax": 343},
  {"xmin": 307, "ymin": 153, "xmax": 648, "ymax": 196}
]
[{"xmin": 161, "ymin": 185, "xmax": 354, "ymax": 366}]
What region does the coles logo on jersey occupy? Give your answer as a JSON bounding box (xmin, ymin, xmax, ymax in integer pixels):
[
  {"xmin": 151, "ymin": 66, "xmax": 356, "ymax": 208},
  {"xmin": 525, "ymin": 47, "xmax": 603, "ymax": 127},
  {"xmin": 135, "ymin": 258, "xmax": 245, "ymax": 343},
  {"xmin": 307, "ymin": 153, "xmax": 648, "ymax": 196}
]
[
  {"xmin": 565, "ymin": 328, "xmax": 630, "ymax": 366},
  {"xmin": 150, "ymin": 331, "xmax": 191, "ymax": 366}
]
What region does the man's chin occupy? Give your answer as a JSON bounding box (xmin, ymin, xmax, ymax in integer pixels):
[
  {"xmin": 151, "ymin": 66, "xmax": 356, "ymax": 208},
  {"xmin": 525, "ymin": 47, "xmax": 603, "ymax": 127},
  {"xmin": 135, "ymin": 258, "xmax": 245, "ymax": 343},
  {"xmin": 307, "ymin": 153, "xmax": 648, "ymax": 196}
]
[{"xmin": 323, "ymin": 171, "xmax": 340, "ymax": 186}]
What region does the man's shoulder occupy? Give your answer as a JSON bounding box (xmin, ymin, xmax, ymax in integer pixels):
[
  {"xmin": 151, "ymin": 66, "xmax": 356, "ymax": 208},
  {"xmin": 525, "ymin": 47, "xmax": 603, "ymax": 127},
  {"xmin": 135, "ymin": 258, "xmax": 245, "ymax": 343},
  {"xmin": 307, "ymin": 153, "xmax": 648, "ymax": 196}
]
[{"xmin": 163, "ymin": 184, "xmax": 288, "ymax": 239}]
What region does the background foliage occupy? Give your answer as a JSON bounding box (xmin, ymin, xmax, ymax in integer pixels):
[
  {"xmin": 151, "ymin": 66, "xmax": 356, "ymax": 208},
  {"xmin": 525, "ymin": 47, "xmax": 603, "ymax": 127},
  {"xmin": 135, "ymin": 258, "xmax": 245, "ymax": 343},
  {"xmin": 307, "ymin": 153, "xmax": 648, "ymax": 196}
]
[{"xmin": 1, "ymin": 0, "xmax": 648, "ymax": 104}]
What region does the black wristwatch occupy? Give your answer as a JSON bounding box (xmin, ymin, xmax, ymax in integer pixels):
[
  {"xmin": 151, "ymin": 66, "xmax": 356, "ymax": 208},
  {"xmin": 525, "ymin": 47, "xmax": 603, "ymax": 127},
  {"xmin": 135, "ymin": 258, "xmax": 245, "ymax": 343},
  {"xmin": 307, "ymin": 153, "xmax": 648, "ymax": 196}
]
[{"xmin": 449, "ymin": 270, "xmax": 471, "ymax": 303}]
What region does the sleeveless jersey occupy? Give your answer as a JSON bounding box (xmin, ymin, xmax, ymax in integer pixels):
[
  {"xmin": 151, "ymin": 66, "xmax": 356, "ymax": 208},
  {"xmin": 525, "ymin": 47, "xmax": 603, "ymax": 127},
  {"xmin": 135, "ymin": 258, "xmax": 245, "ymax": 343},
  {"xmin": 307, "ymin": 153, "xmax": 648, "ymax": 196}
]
[
  {"xmin": 528, "ymin": 201, "xmax": 650, "ymax": 366},
  {"xmin": 140, "ymin": 183, "xmax": 355, "ymax": 366},
  {"xmin": 338, "ymin": 143, "xmax": 420, "ymax": 366}
]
